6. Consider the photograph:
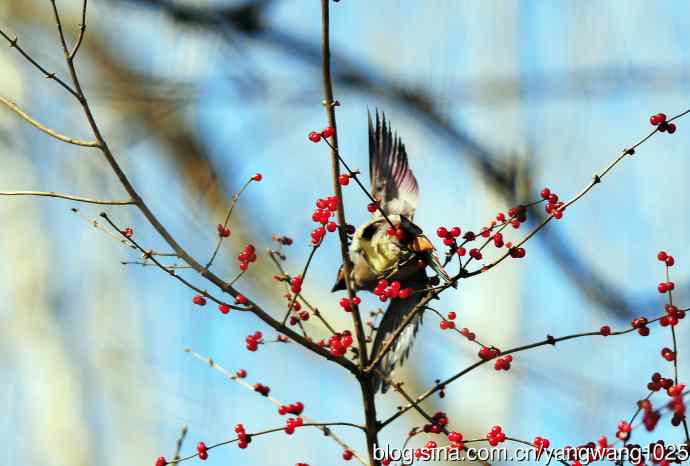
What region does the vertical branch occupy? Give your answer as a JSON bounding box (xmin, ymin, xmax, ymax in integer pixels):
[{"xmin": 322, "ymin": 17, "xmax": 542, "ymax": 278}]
[
  {"xmin": 319, "ymin": 1, "xmax": 379, "ymax": 464},
  {"xmin": 320, "ymin": 0, "xmax": 368, "ymax": 368}
]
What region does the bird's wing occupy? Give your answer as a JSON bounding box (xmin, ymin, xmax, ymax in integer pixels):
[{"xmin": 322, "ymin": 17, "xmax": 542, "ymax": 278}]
[
  {"xmin": 370, "ymin": 271, "xmax": 426, "ymax": 393},
  {"xmin": 369, "ymin": 111, "xmax": 419, "ymax": 219}
]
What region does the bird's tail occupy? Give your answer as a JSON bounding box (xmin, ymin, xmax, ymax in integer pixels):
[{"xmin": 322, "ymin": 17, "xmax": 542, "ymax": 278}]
[{"xmin": 371, "ymin": 274, "xmax": 426, "ymax": 393}]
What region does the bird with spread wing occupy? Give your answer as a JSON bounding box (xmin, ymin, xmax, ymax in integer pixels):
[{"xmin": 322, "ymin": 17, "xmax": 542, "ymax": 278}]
[{"xmin": 332, "ymin": 111, "xmax": 448, "ymax": 392}]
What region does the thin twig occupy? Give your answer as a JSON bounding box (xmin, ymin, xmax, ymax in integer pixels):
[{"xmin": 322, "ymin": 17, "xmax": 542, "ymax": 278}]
[
  {"xmin": 172, "ymin": 425, "xmax": 188, "ymax": 463},
  {"xmin": 0, "ymin": 96, "xmax": 99, "ymax": 147},
  {"xmin": 0, "ymin": 190, "xmax": 132, "ymax": 205},
  {"xmin": 0, "ymin": 28, "xmax": 79, "ymax": 99},
  {"xmin": 69, "ymin": 0, "xmax": 88, "ymax": 59},
  {"xmin": 205, "ymin": 177, "xmax": 254, "ymax": 269},
  {"xmin": 282, "ymin": 244, "xmax": 320, "ymax": 324}
]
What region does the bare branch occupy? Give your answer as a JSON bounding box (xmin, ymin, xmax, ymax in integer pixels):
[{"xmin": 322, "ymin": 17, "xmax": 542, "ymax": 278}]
[
  {"xmin": 0, "ymin": 191, "xmax": 133, "ymax": 205},
  {"xmin": 0, "ymin": 28, "xmax": 79, "ymax": 99},
  {"xmin": 69, "ymin": 0, "xmax": 89, "ymax": 59},
  {"xmin": 0, "ymin": 97, "xmax": 100, "ymax": 147}
]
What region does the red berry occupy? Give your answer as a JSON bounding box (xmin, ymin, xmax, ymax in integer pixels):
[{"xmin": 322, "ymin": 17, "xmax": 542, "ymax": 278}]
[
  {"xmin": 308, "ymin": 131, "xmax": 321, "ymax": 142},
  {"xmin": 540, "ymin": 188, "xmax": 551, "ymax": 199},
  {"xmin": 450, "ymin": 226, "xmax": 461, "ymax": 237},
  {"xmin": 658, "ymin": 251, "xmax": 668, "ymax": 261},
  {"xmin": 666, "ymin": 256, "xmax": 675, "ymax": 266},
  {"xmin": 235, "ymin": 294, "xmax": 248, "ymax": 305},
  {"xmin": 155, "ymin": 457, "xmax": 167, "ymax": 466},
  {"xmin": 193, "ymin": 295, "xmax": 207, "ymax": 306},
  {"xmin": 436, "ymin": 227, "xmax": 448, "ymax": 238},
  {"xmin": 650, "ymin": 113, "xmax": 667, "ymax": 126},
  {"xmin": 217, "ymin": 224, "xmax": 231, "ymax": 237},
  {"xmin": 219, "ymin": 304, "xmax": 231, "ymax": 314},
  {"xmin": 252, "ymin": 173, "xmax": 262, "ymax": 182},
  {"xmin": 338, "ymin": 174, "xmax": 350, "ymax": 186},
  {"xmin": 600, "ymin": 325, "xmax": 611, "ymax": 336},
  {"xmin": 367, "ymin": 202, "xmax": 379, "ymax": 213},
  {"xmin": 342, "ymin": 450, "xmax": 353, "ymax": 461},
  {"xmin": 122, "ymin": 227, "xmax": 134, "ymax": 238},
  {"xmin": 322, "ymin": 126, "xmax": 335, "ymax": 138},
  {"xmin": 667, "ymin": 122, "xmax": 677, "ymax": 134},
  {"xmin": 236, "ymin": 369, "xmax": 247, "ymax": 378},
  {"xmin": 447, "ymin": 311, "xmax": 457, "ymax": 320}
]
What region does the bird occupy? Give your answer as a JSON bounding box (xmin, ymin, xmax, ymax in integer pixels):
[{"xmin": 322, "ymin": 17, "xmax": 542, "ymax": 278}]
[{"xmin": 331, "ymin": 110, "xmax": 447, "ymax": 393}]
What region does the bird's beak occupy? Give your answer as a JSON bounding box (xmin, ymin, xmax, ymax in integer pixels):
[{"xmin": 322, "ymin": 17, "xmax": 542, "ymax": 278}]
[{"xmin": 331, "ymin": 265, "xmax": 346, "ymax": 292}]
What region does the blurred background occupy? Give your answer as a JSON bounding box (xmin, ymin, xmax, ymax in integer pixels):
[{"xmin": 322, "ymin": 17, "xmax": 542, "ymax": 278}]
[{"xmin": 2, "ymin": 1, "xmax": 690, "ymax": 465}]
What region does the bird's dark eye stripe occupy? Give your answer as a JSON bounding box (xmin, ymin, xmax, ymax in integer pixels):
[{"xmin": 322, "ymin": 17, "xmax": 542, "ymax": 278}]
[{"xmin": 362, "ymin": 223, "xmax": 378, "ymax": 240}]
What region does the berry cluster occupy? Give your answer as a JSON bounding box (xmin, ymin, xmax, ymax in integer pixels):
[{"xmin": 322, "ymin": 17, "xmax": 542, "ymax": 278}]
[
  {"xmin": 285, "ymin": 292, "xmax": 308, "ymax": 325},
  {"xmin": 339, "ymin": 295, "xmax": 361, "ymax": 312},
  {"xmin": 217, "ymin": 223, "xmax": 231, "ymax": 237},
  {"xmin": 237, "ymin": 244, "xmax": 257, "ymax": 271},
  {"xmin": 290, "ymin": 276, "xmax": 302, "ymax": 294},
  {"xmin": 459, "ymin": 327, "xmax": 476, "ymax": 341},
  {"xmin": 615, "ymin": 421, "xmax": 631, "ymax": 441},
  {"xmin": 415, "ymin": 440, "xmax": 438, "ymax": 460},
  {"xmin": 439, "ymin": 311, "xmax": 456, "ymax": 330},
  {"xmin": 478, "ymin": 346, "xmax": 500, "ymax": 361},
  {"xmin": 658, "ymin": 250, "xmax": 675, "ymax": 266},
  {"xmin": 422, "ymin": 411, "xmax": 448, "ymax": 434},
  {"xmin": 325, "ymin": 331, "xmax": 353, "ymax": 356},
  {"xmin": 494, "ymin": 355, "xmax": 513, "ymax": 371},
  {"xmin": 253, "ymin": 383, "xmax": 270, "ymax": 396},
  {"xmin": 447, "ymin": 431, "xmax": 465, "ymax": 451},
  {"xmin": 540, "ymin": 188, "xmax": 566, "ymax": 220},
  {"xmin": 196, "ymin": 442, "xmax": 208, "ymax": 461},
  {"xmin": 631, "ymin": 317, "xmax": 651, "ymax": 336},
  {"xmin": 533, "ymin": 436, "xmax": 551, "ymax": 451},
  {"xmin": 661, "ymin": 347, "xmax": 676, "ymax": 362},
  {"xmin": 436, "ymin": 226, "xmax": 462, "ymax": 246},
  {"xmin": 235, "ymin": 424, "xmax": 251, "ymax": 449},
  {"xmin": 486, "ymin": 425, "xmax": 506, "ymax": 446},
  {"xmin": 311, "ymin": 196, "xmax": 339, "ymax": 245},
  {"xmin": 245, "ymin": 331, "xmax": 263, "ymax": 352},
  {"xmin": 650, "ymin": 113, "xmax": 677, "ymax": 134},
  {"xmin": 643, "ymin": 409, "xmax": 660, "ymax": 431},
  {"xmin": 374, "ymin": 279, "xmax": 413, "ymax": 302},
  {"xmin": 307, "ymin": 126, "xmax": 335, "ymax": 143},
  {"xmin": 284, "ymin": 416, "xmax": 304, "ymax": 435},
  {"xmin": 278, "ymin": 401, "xmax": 304, "ymax": 416},
  {"xmin": 661, "ymin": 304, "xmax": 685, "ymax": 327},
  {"xmin": 386, "ymin": 224, "xmax": 410, "ymax": 242},
  {"xmin": 668, "ymin": 387, "xmax": 686, "ymax": 426},
  {"xmin": 192, "ymin": 294, "xmax": 207, "ymax": 306}
]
